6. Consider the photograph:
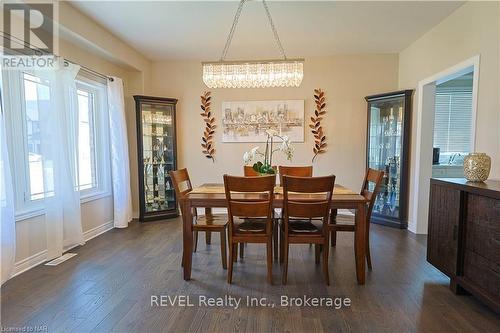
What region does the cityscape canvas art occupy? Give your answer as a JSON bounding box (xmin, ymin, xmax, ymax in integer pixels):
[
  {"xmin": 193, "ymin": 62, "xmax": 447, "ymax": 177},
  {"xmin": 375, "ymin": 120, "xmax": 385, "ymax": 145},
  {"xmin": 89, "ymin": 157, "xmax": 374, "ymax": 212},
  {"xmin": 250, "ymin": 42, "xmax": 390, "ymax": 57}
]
[{"xmin": 222, "ymin": 100, "xmax": 304, "ymax": 142}]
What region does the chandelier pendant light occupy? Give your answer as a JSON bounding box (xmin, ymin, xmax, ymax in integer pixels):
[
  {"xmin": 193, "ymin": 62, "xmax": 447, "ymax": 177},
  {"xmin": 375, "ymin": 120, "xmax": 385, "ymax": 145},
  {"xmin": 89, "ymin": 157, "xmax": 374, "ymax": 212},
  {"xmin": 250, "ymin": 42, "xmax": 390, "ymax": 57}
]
[{"xmin": 202, "ymin": 0, "xmax": 304, "ymax": 89}]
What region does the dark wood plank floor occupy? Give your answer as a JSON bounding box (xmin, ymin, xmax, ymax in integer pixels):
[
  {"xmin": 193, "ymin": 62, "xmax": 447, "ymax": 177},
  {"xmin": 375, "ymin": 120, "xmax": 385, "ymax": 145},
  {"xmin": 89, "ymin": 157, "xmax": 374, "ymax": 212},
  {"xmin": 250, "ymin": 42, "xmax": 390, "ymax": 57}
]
[{"xmin": 1, "ymin": 217, "xmax": 499, "ymax": 332}]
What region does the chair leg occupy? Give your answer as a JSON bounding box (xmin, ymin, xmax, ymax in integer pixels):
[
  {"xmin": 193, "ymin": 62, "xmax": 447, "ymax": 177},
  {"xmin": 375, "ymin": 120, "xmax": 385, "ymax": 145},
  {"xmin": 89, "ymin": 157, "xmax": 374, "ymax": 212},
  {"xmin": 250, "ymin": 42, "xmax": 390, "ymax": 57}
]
[
  {"xmin": 228, "ymin": 243, "xmax": 234, "ymax": 283},
  {"xmin": 233, "ymin": 242, "xmax": 238, "ymax": 262},
  {"xmin": 279, "ymin": 229, "xmax": 284, "ymax": 264},
  {"xmin": 194, "ymin": 231, "xmax": 198, "ymax": 252},
  {"xmin": 322, "ymin": 240, "xmax": 330, "ymax": 285},
  {"xmin": 330, "ymin": 209, "xmax": 337, "ymax": 247},
  {"xmin": 315, "ymin": 244, "xmax": 321, "ymax": 264},
  {"xmin": 205, "ymin": 231, "xmax": 211, "ymax": 245},
  {"xmin": 273, "ymin": 220, "xmax": 279, "ymax": 260},
  {"xmin": 181, "ymin": 251, "xmax": 184, "ymax": 267},
  {"xmin": 266, "ymin": 239, "xmax": 273, "ymax": 284},
  {"xmin": 366, "ymin": 212, "xmax": 372, "ymax": 270},
  {"xmin": 220, "ymin": 230, "xmax": 227, "ymax": 270},
  {"xmin": 282, "ymin": 239, "xmax": 289, "ymax": 285},
  {"xmin": 239, "ymin": 242, "xmax": 244, "ymax": 259},
  {"xmin": 366, "ymin": 233, "xmax": 372, "ymax": 270}
]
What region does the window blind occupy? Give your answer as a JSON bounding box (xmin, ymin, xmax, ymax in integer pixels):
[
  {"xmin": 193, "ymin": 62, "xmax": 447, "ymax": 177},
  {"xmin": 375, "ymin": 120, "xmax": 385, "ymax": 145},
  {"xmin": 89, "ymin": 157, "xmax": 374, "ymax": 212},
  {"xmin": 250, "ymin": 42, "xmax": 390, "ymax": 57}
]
[{"xmin": 433, "ymin": 85, "xmax": 473, "ymax": 154}]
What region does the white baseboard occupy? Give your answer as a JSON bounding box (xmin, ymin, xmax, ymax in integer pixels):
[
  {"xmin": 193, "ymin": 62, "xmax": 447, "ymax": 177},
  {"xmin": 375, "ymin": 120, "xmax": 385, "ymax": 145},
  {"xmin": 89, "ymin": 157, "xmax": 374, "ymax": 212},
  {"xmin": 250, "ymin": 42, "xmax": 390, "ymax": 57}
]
[
  {"xmin": 12, "ymin": 250, "xmax": 48, "ymax": 278},
  {"xmin": 83, "ymin": 220, "xmax": 114, "ymax": 241},
  {"xmin": 11, "ymin": 220, "xmax": 114, "ymax": 278}
]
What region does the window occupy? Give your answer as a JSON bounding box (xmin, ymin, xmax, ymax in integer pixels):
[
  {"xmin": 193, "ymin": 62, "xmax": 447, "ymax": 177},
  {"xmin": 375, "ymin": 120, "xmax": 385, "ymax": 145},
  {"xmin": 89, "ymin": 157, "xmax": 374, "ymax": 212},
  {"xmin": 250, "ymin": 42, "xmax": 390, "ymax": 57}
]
[
  {"xmin": 76, "ymin": 85, "xmax": 98, "ymax": 192},
  {"xmin": 22, "ymin": 73, "xmax": 52, "ymax": 200},
  {"xmin": 2, "ymin": 70, "xmax": 111, "ymax": 218},
  {"xmin": 433, "ymin": 72, "xmax": 473, "ymax": 165}
]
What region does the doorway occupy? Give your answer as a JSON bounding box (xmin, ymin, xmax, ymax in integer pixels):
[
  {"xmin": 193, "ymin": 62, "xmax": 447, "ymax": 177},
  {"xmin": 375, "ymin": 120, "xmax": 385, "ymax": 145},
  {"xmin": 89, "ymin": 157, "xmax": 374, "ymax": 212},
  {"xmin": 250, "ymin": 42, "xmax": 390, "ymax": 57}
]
[{"xmin": 410, "ymin": 55, "xmax": 479, "ymax": 234}]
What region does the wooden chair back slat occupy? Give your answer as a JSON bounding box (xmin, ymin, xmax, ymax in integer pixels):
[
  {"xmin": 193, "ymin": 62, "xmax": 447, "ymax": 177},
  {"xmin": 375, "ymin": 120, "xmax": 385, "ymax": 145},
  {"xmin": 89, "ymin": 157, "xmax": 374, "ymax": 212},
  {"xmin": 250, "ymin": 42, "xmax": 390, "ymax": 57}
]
[
  {"xmin": 286, "ymin": 201, "xmax": 331, "ymax": 219},
  {"xmin": 169, "ymin": 168, "xmax": 193, "ymax": 216},
  {"xmin": 278, "ymin": 165, "xmax": 313, "ymax": 185},
  {"xmin": 361, "ymin": 168, "xmax": 385, "ymax": 220},
  {"xmin": 282, "ymin": 174, "xmax": 333, "ymax": 193},
  {"xmin": 225, "ymin": 175, "xmax": 276, "ymax": 193},
  {"xmin": 229, "ymin": 201, "xmax": 272, "ymax": 218}
]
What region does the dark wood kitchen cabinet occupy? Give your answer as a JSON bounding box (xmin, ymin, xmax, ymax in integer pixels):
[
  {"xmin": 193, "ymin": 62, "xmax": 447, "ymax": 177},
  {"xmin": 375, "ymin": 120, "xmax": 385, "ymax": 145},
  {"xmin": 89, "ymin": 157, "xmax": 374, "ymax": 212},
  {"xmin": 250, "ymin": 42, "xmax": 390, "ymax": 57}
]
[{"xmin": 427, "ymin": 178, "xmax": 500, "ymax": 313}]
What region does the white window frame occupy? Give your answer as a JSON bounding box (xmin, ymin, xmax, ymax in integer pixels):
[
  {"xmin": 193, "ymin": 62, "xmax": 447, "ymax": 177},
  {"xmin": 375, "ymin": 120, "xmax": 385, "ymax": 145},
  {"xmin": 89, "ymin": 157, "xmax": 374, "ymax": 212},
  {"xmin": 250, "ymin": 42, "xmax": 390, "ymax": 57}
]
[
  {"xmin": 2, "ymin": 70, "xmax": 112, "ymax": 221},
  {"xmin": 75, "ymin": 76, "xmax": 111, "ymax": 203}
]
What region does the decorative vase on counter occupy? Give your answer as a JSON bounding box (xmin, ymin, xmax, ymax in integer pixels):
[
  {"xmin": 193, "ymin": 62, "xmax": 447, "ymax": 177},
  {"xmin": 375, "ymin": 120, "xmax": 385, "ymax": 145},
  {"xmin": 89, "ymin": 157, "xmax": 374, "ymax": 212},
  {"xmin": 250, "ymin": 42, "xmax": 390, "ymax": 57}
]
[{"xmin": 463, "ymin": 153, "xmax": 491, "ymax": 182}]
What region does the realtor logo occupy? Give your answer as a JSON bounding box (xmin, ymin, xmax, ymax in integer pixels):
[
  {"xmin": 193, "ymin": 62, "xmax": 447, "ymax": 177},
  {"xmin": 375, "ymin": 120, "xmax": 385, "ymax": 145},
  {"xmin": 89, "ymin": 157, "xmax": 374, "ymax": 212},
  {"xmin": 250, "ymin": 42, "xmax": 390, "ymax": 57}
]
[{"xmin": 3, "ymin": 2, "xmax": 55, "ymax": 54}]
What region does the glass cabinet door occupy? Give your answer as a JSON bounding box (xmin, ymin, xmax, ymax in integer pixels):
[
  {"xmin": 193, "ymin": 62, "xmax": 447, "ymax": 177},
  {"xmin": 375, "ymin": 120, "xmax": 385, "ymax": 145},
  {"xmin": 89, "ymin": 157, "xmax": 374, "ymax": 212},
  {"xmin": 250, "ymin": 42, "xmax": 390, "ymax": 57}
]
[
  {"xmin": 136, "ymin": 96, "xmax": 178, "ymax": 221},
  {"xmin": 366, "ymin": 91, "xmax": 411, "ymax": 227}
]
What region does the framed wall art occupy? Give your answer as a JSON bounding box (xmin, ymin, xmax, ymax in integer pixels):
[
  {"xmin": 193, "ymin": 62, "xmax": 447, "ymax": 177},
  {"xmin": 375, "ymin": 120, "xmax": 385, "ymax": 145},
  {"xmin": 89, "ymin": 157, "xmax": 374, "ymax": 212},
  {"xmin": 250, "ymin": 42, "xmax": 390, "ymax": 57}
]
[{"xmin": 221, "ymin": 100, "xmax": 304, "ymax": 143}]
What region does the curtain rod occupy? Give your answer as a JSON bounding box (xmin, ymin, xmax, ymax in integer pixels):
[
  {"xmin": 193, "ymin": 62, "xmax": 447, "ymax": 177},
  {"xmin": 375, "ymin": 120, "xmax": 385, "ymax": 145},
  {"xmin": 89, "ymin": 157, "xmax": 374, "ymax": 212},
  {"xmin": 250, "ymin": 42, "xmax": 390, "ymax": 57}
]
[
  {"xmin": 2, "ymin": 32, "xmax": 114, "ymax": 82},
  {"xmin": 63, "ymin": 60, "xmax": 114, "ymax": 82}
]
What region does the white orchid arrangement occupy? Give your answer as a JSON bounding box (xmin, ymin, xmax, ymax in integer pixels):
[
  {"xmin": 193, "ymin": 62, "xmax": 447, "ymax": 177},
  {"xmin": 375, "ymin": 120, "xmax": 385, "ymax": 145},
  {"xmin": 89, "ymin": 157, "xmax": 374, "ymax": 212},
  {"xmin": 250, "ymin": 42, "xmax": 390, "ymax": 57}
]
[{"xmin": 243, "ymin": 130, "xmax": 294, "ymax": 175}]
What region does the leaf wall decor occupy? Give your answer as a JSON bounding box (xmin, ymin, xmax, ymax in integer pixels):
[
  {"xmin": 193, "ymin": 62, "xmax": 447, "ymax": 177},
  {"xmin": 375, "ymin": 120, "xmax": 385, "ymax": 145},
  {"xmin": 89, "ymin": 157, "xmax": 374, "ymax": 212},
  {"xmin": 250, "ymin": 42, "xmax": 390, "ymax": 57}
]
[
  {"xmin": 310, "ymin": 88, "xmax": 327, "ymax": 162},
  {"xmin": 200, "ymin": 91, "xmax": 216, "ymax": 162}
]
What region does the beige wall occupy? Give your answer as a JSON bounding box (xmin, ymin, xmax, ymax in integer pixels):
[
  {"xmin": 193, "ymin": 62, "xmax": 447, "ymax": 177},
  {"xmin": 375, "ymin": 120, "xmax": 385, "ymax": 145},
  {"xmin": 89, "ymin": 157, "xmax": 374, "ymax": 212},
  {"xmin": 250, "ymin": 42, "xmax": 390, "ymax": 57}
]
[
  {"xmin": 149, "ymin": 55, "xmax": 399, "ymax": 192},
  {"xmin": 398, "ymin": 1, "xmax": 500, "ymax": 233}
]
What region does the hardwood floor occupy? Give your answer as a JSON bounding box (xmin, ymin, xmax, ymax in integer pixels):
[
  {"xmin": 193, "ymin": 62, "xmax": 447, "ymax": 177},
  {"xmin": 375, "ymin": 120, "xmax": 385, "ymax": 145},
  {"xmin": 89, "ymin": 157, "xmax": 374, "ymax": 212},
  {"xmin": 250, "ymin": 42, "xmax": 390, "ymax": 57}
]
[{"xmin": 1, "ymin": 217, "xmax": 499, "ymax": 332}]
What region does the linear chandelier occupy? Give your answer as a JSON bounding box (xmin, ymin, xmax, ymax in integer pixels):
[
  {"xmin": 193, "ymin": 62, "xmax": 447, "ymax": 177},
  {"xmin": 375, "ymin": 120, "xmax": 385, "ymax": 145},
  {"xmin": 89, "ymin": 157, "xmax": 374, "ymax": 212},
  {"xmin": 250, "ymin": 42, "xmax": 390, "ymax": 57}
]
[{"xmin": 202, "ymin": 0, "xmax": 304, "ymax": 89}]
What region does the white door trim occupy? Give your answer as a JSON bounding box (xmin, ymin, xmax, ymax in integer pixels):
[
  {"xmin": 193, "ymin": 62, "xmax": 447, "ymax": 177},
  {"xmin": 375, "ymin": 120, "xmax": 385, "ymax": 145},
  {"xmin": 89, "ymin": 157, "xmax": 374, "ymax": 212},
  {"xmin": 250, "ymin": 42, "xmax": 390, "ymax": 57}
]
[{"xmin": 410, "ymin": 55, "xmax": 480, "ymax": 234}]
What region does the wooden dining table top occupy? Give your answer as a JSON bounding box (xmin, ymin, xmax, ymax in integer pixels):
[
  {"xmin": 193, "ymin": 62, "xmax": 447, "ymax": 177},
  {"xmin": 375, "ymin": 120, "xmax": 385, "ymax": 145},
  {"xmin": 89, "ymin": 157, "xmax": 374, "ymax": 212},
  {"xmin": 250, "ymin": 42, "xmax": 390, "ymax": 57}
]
[{"xmin": 185, "ymin": 183, "xmax": 368, "ymax": 205}]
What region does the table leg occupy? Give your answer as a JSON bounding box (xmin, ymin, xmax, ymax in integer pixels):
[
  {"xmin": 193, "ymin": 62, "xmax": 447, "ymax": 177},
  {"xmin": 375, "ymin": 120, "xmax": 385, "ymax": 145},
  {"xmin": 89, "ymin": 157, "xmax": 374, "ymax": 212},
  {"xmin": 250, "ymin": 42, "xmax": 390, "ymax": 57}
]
[
  {"xmin": 183, "ymin": 199, "xmax": 193, "ymax": 280},
  {"xmin": 205, "ymin": 208, "xmax": 212, "ymax": 244},
  {"xmin": 354, "ymin": 202, "xmax": 366, "ymax": 285}
]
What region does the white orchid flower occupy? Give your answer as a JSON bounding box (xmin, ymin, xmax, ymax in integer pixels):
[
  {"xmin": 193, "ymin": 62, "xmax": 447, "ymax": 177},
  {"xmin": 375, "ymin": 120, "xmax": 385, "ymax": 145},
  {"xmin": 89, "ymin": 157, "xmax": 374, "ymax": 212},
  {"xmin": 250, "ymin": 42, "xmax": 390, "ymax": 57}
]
[
  {"xmin": 250, "ymin": 146, "xmax": 260, "ymax": 158},
  {"xmin": 243, "ymin": 146, "xmax": 260, "ymax": 164},
  {"xmin": 279, "ymin": 136, "xmax": 290, "ymax": 151},
  {"xmin": 243, "ymin": 151, "xmax": 251, "ymax": 164}
]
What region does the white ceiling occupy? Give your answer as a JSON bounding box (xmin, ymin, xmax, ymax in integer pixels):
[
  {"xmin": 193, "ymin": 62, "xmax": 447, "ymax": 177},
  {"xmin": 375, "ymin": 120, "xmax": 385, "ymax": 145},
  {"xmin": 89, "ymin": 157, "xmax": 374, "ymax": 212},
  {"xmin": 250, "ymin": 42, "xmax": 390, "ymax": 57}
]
[{"xmin": 70, "ymin": 1, "xmax": 464, "ymax": 61}]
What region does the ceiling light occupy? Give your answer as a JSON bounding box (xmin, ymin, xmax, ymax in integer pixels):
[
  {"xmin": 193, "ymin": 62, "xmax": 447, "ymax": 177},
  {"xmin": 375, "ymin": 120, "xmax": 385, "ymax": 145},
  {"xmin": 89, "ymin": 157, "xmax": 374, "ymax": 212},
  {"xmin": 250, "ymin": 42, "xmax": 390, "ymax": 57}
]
[{"xmin": 202, "ymin": 0, "xmax": 304, "ymax": 89}]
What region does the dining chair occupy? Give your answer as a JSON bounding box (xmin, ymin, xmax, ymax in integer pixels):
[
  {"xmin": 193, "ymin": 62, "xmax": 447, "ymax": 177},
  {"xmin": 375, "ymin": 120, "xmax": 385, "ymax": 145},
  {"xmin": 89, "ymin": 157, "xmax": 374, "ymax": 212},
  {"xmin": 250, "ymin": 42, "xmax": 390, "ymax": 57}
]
[
  {"xmin": 223, "ymin": 174, "xmax": 276, "ymax": 284},
  {"xmin": 241, "ymin": 165, "xmax": 276, "ymax": 260},
  {"xmin": 280, "ymin": 175, "xmax": 335, "ymax": 285},
  {"xmin": 277, "ymin": 165, "xmax": 314, "ymax": 255},
  {"xmin": 169, "ymin": 168, "xmax": 228, "ymax": 269},
  {"xmin": 278, "ymin": 165, "xmax": 313, "ymax": 185},
  {"xmin": 329, "ymin": 168, "xmax": 384, "ymax": 270}
]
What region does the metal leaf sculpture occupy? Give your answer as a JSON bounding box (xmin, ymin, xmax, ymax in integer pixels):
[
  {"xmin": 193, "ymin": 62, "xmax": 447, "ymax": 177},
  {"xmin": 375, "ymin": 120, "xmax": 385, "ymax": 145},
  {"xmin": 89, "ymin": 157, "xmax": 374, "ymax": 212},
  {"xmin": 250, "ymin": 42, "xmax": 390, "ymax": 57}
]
[
  {"xmin": 200, "ymin": 91, "xmax": 216, "ymax": 162},
  {"xmin": 310, "ymin": 88, "xmax": 327, "ymax": 162}
]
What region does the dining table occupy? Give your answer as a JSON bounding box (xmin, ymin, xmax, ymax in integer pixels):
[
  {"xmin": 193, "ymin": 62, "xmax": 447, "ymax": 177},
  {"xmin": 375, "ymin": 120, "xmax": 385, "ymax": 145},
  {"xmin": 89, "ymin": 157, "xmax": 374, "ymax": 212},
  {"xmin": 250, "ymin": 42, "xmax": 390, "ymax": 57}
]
[{"xmin": 180, "ymin": 183, "xmax": 370, "ymax": 284}]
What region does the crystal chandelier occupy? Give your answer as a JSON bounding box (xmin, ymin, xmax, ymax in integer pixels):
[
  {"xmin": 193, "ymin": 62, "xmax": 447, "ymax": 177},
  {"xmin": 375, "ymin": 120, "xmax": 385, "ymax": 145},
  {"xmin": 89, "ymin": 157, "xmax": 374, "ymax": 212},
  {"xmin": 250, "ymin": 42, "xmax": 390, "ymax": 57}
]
[{"xmin": 202, "ymin": 0, "xmax": 304, "ymax": 89}]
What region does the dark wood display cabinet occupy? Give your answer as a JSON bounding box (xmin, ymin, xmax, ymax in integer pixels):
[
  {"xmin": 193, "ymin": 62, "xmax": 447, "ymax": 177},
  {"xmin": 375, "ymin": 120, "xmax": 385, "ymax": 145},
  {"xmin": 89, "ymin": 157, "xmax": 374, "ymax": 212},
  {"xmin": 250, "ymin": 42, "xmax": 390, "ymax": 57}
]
[
  {"xmin": 365, "ymin": 90, "xmax": 413, "ymax": 228},
  {"xmin": 134, "ymin": 95, "xmax": 178, "ymax": 221},
  {"xmin": 427, "ymin": 178, "xmax": 500, "ymax": 313}
]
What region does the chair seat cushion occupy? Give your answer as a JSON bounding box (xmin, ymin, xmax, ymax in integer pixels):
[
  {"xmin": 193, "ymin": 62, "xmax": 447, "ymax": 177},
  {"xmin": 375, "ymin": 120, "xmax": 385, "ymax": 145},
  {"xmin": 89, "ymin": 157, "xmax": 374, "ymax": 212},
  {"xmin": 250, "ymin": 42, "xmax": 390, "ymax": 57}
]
[
  {"xmin": 234, "ymin": 218, "xmax": 268, "ymax": 233},
  {"xmin": 286, "ymin": 219, "xmax": 323, "ymax": 234}
]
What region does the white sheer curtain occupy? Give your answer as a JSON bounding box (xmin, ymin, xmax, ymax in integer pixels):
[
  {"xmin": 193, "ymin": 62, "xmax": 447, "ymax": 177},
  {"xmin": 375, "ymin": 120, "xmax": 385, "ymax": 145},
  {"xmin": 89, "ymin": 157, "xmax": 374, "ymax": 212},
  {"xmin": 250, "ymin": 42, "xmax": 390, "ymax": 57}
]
[
  {"xmin": 107, "ymin": 77, "xmax": 132, "ymax": 228},
  {"xmin": 1, "ymin": 100, "xmax": 16, "ymax": 284},
  {"xmin": 37, "ymin": 62, "xmax": 85, "ymax": 260}
]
